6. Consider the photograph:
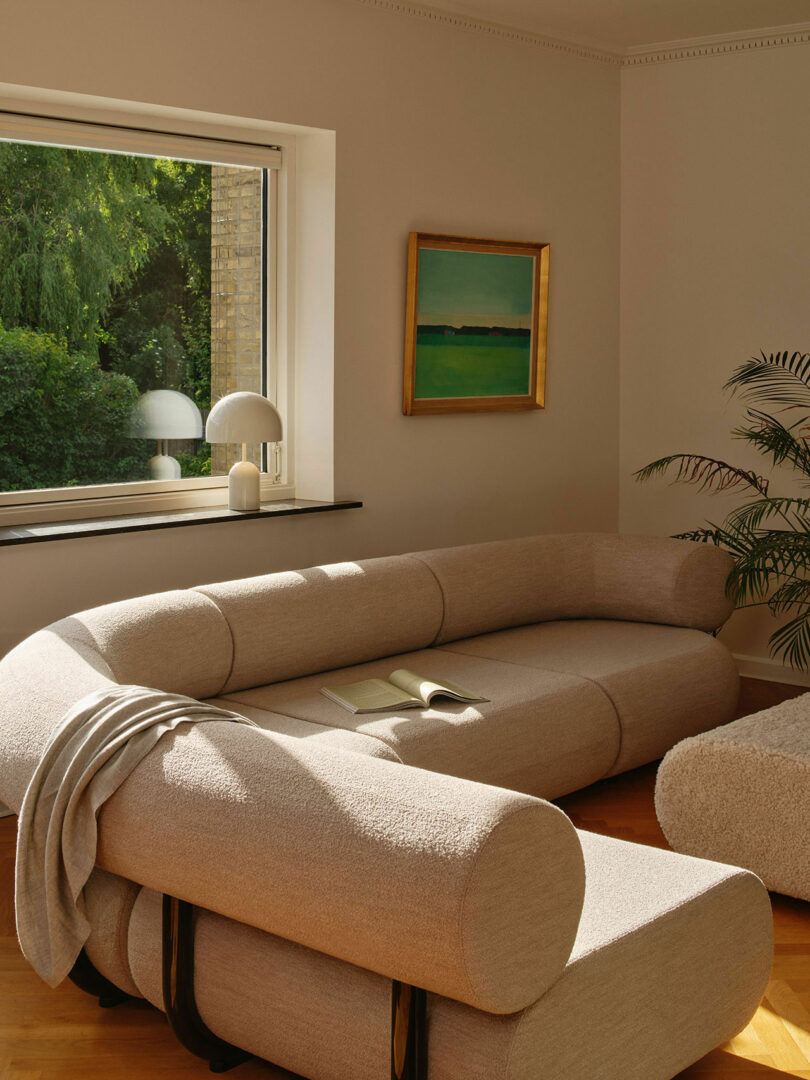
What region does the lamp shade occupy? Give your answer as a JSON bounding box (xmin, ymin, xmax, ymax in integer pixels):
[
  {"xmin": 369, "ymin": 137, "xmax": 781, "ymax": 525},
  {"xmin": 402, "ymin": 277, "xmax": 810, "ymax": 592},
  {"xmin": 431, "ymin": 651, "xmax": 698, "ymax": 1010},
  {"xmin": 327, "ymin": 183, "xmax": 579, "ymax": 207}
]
[
  {"xmin": 205, "ymin": 392, "xmax": 283, "ymax": 444},
  {"xmin": 130, "ymin": 390, "xmax": 203, "ymax": 439}
]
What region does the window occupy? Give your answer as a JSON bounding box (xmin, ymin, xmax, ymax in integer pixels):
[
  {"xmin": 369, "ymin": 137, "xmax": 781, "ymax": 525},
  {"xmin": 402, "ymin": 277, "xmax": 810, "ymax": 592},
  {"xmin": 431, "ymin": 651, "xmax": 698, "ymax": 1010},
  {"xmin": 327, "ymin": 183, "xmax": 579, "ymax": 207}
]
[{"xmin": 0, "ymin": 111, "xmax": 290, "ymax": 526}]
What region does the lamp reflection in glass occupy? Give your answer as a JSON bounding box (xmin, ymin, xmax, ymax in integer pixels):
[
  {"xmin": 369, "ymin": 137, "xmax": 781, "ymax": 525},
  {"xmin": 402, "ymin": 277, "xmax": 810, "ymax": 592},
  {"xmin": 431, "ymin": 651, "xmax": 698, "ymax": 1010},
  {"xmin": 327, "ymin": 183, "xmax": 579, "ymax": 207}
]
[
  {"xmin": 205, "ymin": 391, "xmax": 283, "ymax": 511},
  {"xmin": 130, "ymin": 390, "xmax": 203, "ymax": 480}
]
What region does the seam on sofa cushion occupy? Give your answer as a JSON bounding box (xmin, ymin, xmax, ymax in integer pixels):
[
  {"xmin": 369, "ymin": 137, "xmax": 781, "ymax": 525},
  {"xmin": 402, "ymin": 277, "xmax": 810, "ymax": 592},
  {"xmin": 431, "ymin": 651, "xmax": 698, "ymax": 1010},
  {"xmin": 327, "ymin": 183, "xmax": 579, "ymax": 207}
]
[
  {"xmin": 403, "ymin": 553, "xmax": 449, "ymax": 645},
  {"xmin": 217, "ymin": 695, "xmax": 406, "ymax": 763},
  {"xmin": 117, "ymin": 880, "xmax": 141, "ymax": 993},
  {"xmin": 213, "ymin": 696, "xmax": 406, "ymax": 763},
  {"xmin": 436, "ymin": 646, "xmax": 625, "ymax": 778},
  {"xmin": 191, "ymin": 587, "xmax": 238, "ymax": 696},
  {"xmin": 109, "ymin": 877, "xmax": 143, "ymax": 996}
]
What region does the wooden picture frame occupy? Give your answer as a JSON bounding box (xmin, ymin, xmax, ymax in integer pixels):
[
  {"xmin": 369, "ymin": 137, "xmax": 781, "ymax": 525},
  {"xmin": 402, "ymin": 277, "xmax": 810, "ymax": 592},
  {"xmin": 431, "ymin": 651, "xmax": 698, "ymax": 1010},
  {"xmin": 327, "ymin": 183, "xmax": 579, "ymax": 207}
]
[{"xmin": 403, "ymin": 232, "xmax": 549, "ymax": 415}]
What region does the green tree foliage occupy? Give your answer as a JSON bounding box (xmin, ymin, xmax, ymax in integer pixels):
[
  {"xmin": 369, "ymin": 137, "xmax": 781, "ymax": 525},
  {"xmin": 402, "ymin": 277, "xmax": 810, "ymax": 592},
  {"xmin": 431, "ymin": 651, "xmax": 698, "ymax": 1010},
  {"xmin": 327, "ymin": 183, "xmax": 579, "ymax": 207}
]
[
  {"xmin": 175, "ymin": 446, "xmax": 212, "ymax": 477},
  {"xmin": 100, "ymin": 159, "xmax": 213, "ymax": 409},
  {"xmin": 0, "ymin": 144, "xmax": 171, "ymax": 353},
  {"xmin": 0, "ymin": 322, "xmax": 149, "ymax": 491},
  {"xmin": 0, "ymin": 143, "xmax": 213, "ymax": 488},
  {"xmin": 636, "ymin": 350, "xmax": 810, "ymax": 669}
]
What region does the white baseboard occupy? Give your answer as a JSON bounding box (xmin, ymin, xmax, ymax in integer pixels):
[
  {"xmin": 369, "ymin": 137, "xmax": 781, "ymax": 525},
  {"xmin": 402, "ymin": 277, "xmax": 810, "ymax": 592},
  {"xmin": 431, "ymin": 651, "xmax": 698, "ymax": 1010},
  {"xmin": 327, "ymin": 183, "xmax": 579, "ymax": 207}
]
[{"xmin": 734, "ymin": 653, "xmax": 810, "ymax": 687}]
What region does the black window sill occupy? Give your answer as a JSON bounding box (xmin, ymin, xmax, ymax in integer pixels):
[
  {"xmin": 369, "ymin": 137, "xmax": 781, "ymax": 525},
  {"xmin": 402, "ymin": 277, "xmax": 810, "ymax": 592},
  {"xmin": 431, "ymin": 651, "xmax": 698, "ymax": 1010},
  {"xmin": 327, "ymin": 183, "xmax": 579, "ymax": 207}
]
[{"xmin": 0, "ymin": 499, "xmax": 363, "ymax": 546}]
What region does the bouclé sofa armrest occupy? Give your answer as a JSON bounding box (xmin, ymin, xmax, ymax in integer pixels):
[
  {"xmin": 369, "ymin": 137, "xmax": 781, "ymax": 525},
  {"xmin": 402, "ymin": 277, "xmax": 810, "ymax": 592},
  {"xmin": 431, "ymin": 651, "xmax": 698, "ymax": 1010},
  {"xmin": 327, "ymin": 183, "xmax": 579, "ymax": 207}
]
[
  {"xmin": 590, "ymin": 533, "xmax": 736, "ymax": 630},
  {"xmin": 409, "ymin": 533, "xmax": 735, "ymax": 643},
  {"xmin": 95, "ymin": 722, "xmax": 585, "ymax": 1015}
]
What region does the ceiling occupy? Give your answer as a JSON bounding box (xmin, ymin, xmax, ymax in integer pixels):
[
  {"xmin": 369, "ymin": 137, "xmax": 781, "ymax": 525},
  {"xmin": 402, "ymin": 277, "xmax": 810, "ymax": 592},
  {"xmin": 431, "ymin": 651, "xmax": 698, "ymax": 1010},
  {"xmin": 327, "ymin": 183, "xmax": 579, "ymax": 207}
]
[{"xmin": 425, "ymin": 0, "xmax": 810, "ymax": 50}]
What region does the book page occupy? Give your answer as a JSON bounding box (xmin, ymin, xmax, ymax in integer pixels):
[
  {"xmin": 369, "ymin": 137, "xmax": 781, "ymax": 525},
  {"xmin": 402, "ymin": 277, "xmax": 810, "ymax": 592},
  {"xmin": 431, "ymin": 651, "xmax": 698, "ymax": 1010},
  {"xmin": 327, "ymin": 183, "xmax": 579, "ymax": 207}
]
[
  {"xmin": 321, "ymin": 678, "xmax": 422, "ymax": 713},
  {"xmin": 389, "ymin": 669, "xmax": 487, "ymax": 705}
]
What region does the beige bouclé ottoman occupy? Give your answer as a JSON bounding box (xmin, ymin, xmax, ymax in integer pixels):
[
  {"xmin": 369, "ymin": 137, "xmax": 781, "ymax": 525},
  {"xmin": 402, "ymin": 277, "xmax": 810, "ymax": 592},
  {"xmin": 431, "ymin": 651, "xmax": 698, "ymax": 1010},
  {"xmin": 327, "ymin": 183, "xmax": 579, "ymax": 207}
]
[{"xmin": 656, "ymin": 693, "xmax": 810, "ymax": 902}]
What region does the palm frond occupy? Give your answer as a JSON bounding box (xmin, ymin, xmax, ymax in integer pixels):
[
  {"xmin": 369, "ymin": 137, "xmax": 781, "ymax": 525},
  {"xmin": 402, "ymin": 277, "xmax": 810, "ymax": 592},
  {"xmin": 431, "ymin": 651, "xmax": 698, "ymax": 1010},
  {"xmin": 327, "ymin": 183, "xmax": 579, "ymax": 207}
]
[
  {"xmin": 733, "ymin": 409, "xmax": 810, "ymax": 479},
  {"xmin": 726, "ymin": 529, "xmax": 810, "ymax": 605},
  {"xmin": 639, "ymin": 349, "xmax": 810, "ymax": 668},
  {"xmin": 769, "ymin": 610, "xmax": 810, "ymax": 669},
  {"xmin": 768, "ymin": 579, "xmax": 810, "ymax": 615},
  {"xmin": 727, "ymin": 496, "xmax": 810, "ymax": 532},
  {"xmin": 673, "ymin": 526, "xmax": 724, "ymax": 544},
  {"xmin": 634, "ymin": 454, "xmax": 769, "ymax": 496},
  {"xmin": 726, "ymin": 350, "xmax": 810, "ymax": 408},
  {"xmin": 673, "ymin": 523, "xmax": 756, "ymax": 558}
]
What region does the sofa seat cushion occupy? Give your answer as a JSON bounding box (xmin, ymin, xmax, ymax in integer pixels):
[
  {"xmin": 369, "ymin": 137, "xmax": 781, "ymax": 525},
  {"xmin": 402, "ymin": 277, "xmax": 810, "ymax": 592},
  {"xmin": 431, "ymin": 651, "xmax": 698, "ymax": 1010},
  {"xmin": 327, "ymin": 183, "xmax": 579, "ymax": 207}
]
[
  {"xmin": 502, "ymin": 831, "xmax": 772, "ymax": 1080},
  {"xmin": 125, "ymin": 832, "xmax": 771, "ymax": 1080},
  {"xmin": 218, "ymin": 649, "xmax": 620, "ymax": 799},
  {"xmin": 204, "ymin": 698, "xmax": 400, "ymax": 761},
  {"xmin": 438, "ymin": 620, "xmax": 739, "ymax": 774}
]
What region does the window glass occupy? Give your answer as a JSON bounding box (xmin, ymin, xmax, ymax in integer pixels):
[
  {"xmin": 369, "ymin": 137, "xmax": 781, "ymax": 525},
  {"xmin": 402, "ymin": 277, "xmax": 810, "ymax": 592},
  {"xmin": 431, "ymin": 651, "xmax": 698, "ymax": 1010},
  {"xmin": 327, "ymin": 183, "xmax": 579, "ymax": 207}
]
[{"xmin": 0, "ymin": 140, "xmax": 265, "ymax": 493}]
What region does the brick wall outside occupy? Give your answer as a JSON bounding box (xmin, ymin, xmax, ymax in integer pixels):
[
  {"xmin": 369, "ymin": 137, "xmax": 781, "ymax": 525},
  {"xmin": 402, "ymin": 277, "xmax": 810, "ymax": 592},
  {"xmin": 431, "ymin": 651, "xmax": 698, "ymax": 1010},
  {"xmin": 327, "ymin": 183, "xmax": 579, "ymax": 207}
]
[{"xmin": 210, "ymin": 166, "xmax": 263, "ymax": 474}]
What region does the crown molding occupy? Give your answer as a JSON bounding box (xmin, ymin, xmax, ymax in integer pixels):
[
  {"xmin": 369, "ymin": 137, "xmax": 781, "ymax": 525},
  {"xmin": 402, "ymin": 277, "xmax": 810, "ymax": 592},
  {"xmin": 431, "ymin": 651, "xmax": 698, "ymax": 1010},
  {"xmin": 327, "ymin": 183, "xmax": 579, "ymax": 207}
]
[
  {"xmin": 353, "ymin": 0, "xmax": 622, "ymax": 64},
  {"xmin": 623, "ymin": 20, "xmax": 810, "ymax": 66},
  {"xmin": 354, "ymin": 0, "xmax": 810, "ymax": 68}
]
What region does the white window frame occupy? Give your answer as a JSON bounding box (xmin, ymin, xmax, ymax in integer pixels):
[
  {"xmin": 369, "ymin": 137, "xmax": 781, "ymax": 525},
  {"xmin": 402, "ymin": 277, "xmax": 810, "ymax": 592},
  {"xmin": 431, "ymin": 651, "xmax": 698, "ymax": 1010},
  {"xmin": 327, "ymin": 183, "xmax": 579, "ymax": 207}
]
[{"xmin": 0, "ymin": 105, "xmax": 295, "ymax": 527}]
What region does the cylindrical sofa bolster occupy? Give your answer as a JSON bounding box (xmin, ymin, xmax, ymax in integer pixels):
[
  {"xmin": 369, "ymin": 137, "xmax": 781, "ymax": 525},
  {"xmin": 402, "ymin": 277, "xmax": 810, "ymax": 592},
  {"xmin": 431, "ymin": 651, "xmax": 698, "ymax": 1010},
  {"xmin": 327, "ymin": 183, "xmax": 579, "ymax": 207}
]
[
  {"xmin": 409, "ymin": 533, "xmax": 735, "ymax": 644},
  {"xmin": 96, "ymin": 722, "xmax": 585, "ymax": 1015}
]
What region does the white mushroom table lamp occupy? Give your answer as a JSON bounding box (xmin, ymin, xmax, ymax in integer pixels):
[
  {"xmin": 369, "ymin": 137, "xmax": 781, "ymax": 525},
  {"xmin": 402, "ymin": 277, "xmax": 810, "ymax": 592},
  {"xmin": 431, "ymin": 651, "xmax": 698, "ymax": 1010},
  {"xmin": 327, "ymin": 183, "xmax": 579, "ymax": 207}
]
[
  {"xmin": 205, "ymin": 391, "xmax": 283, "ymax": 511},
  {"xmin": 130, "ymin": 390, "xmax": 203, "ymax": 480}
]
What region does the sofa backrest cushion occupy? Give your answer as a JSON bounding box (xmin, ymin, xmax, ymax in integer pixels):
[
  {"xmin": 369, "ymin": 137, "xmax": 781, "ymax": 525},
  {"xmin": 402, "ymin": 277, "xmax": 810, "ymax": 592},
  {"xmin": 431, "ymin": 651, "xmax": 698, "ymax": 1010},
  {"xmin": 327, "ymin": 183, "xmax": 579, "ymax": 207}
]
[
  {"xmin": 0, "ymin": 589, "xmax": 233, "ymax": 813},
  {"xmin": 63, "ymin": 590, "xmax": 234, "ymax": 699},
  {"xmin": 410, "ymin": 533, "xmax": 735, "ymax": 645},
  {"xmin": 196, "ymin": 556, "xmax": 444, "ymax": 694}
]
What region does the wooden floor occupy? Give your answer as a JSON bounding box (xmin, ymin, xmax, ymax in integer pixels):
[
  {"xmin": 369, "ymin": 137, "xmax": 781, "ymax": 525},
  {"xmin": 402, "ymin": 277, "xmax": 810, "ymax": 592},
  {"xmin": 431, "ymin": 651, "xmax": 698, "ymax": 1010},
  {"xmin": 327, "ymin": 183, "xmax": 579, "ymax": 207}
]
[{"xmin": 1, "ymin": 677, "xmax": 808, "ymax": 1079}]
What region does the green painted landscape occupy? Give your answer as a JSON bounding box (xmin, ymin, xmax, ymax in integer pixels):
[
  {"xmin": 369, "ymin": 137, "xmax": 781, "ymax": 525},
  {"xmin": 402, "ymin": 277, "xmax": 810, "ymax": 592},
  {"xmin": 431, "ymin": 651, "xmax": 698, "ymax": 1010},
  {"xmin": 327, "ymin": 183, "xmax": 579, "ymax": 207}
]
[
  {"xmin": 414, "ymin": 247, "xmax": 534, "ymax": 399},
  {"xmin": 414, "ymin": 332, "xmax": 531, "ymax": 398}
]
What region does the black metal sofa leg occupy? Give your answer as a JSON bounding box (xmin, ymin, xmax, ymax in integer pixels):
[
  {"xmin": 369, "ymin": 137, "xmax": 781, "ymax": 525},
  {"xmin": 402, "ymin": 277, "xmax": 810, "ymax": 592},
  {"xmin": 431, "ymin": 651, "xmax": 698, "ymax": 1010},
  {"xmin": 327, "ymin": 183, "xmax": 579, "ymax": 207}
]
[
  {"xmin": 165, "ymin": 894, "xmax": 431, "ymax": 1077},
  {"xmin": 391, "ymin": 981, "xmax": 428, "ymax": 1080},
  {"xmin": 68, "ymin": 947, "xmax": 133, "ymax": 1008},
  {"xmin": 69, "ymin": 896, "xmax": 430, "ymax": 1076},
  {"xmin": 162, "ymin": 894, "xmax": 252, "ymax": 1073}
]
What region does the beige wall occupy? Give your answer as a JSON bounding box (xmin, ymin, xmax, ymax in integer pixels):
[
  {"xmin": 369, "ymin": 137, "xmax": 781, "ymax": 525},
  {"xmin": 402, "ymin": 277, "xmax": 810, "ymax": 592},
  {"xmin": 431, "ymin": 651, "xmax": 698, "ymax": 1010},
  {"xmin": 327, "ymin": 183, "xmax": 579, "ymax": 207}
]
[
  {"xmin": 620, "ymin": 43, "xmax": 810, "ymax": 679},
  {"xmin": 0, "ymin": 0, "xmax": 621, "ymax": 655}
]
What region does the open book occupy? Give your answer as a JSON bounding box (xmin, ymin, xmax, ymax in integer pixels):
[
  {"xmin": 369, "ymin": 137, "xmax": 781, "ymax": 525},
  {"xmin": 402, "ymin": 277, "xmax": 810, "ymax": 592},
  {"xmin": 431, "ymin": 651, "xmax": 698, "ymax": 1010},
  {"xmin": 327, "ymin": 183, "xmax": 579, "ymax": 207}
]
[{"xmin": 320, "ymin": 668, "xmax": 488, "ymax": 714}]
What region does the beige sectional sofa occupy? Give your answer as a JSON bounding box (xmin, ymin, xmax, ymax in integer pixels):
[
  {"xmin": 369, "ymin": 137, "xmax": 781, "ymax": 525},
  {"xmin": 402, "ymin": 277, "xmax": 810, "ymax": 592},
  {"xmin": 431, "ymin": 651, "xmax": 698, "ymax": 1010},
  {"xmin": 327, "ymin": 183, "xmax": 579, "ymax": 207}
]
[{"xmin": 0, "ymin": 533, "xmax": 773, "ymax": 1079}]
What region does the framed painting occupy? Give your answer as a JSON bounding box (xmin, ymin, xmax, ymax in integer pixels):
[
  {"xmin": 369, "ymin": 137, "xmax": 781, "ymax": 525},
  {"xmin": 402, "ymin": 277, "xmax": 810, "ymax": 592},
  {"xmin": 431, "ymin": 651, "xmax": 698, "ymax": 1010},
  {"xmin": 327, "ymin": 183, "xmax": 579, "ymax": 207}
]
[{"xmin": 403, "ymin": 232, "xmax": 549, "ymax": 415}]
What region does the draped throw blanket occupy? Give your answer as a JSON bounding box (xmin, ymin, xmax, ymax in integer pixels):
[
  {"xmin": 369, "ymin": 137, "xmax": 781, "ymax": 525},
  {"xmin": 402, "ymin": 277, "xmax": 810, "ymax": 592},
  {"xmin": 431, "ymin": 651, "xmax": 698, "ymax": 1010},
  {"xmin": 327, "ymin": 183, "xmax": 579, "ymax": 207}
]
[{"xmin": 15, "ymin": 684, "xmax": 256, "ymax": 987}]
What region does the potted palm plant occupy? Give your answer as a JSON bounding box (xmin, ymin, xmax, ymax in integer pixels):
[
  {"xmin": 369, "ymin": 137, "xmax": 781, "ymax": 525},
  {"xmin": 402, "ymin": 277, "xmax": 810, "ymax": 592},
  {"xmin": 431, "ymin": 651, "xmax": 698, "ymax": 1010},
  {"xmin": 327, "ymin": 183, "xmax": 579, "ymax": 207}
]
[{"xmin": 636, "ymin": 350, "xmax": 810, "ymax": 668}]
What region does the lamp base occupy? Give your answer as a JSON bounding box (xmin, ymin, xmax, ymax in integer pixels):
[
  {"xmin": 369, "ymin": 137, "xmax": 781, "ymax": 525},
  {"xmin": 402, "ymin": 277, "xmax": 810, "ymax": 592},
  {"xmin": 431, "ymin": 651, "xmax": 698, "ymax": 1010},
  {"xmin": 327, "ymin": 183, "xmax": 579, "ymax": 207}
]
[
  {"xmin": 228, "ymin": 460, "xmax": 260, "ymax": 511},
  {"xmin": 148, "ymin": 454, "xmax": 181, "ymax": 481}
]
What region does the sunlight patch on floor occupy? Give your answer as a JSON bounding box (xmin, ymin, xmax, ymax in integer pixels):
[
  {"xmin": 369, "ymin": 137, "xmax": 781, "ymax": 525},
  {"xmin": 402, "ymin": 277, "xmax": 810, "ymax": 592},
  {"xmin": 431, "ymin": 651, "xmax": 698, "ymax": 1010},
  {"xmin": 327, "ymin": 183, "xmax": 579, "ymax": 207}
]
[{"xmin": 717, "ymin": 988, "xmax": 810, "ymax": 1076}]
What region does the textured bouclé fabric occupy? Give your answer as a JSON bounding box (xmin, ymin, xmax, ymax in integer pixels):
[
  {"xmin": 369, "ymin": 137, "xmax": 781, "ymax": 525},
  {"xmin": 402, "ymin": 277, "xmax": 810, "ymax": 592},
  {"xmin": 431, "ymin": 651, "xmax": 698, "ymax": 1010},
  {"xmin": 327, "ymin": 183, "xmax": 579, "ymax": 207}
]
[
  {"xmin": 97, "ymin": 721, "xmax": 586, "ymax": 1014},
  {"xmin": 123, "ymin": 831, "xmax": 772, "ymax": 1080},
  {"xmin": 409, "ymin": 533, "xmax": 734, "ymax": 645},
  {"xmin": 656, "ymin": 693, "xmax": 810, "ymax": 900},
  {"xmin": 15, "ymin": 684, "xmax": 254, "ymax": 987},
  {"xmin": 440, "ymin": 619, "xmax": 739, "ymax": 775}
]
